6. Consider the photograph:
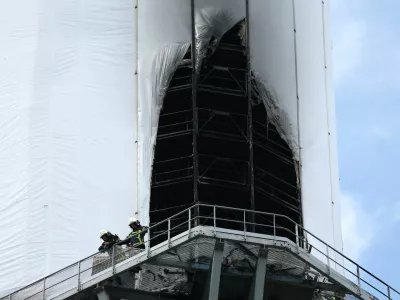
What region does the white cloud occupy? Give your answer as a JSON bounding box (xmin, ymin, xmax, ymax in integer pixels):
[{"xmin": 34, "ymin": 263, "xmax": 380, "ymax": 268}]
[
  {"xmin": 341, "ymin": 192, "xmax": 378, "ymax": 260},
  {"xmin": 365, "ymin": 124, "xmax": 395, "ymax": 141},
  {"xmin": 332, "ymin": 1, "xmax": 400, "ymax": 91},
  {"xmin": 341, "ymin": 192, "xmax": 400, "ymax": 261},
  {"xmin": 333, "ymin": 20, "xmax": 366, "ymax": 86},
  {"xmin": 394, "ymin": 202, "xmax": 400, "ymax": 222}
]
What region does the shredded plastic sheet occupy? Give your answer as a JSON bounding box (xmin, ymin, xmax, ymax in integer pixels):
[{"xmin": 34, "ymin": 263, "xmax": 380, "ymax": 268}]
[
  {"xmin": 252, "ymin": 76, "xmax": 299, "ymax": 160},
  {"xmin": 137, "ymin": 42, "xmax": 189, "ymax": 227},
  {"xmin": 194, "ymin": 0, "xmax": 245, "ymax": 72},
  {"xmin": 137, "ymin": 0, "xmax": 191, "ymax": 228},
  {"xmin": 0, "ymin": 0, "xmax": 342, "ymax": 295}
]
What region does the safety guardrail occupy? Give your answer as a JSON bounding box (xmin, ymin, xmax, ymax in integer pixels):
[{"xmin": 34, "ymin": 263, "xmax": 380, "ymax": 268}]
[{"xmin": 2, "ymin": 204, "xmax": 399, "ymax": 300}]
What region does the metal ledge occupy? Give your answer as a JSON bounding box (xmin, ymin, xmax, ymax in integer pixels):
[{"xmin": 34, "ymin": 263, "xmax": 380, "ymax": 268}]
[
  {"xmin": 48, "ymin": 226, "xmax": 373, "ymax": 300},
  {"xmin": 5, "ymin": 205, "xmax": 396, "ymax": 300}
]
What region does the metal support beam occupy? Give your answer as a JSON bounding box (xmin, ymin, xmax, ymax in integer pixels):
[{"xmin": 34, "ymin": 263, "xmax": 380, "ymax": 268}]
[
  {"xmin": 248, "ymin": 248, "xmax": 268, "ymax": 300},
  {"xmin": 191, "ymin": 0, "xmax": 200, "ymax": 226},
  {"xmin": 97, "ymin": 289, "xmax": 111, "ymax": 300},
  {"xmin": 292, "ymin": 0, "xmax": 304, "ymax": 229},
  {"xmin": 204, "ymin": 242, "xmax": 224, "ymax": 300},
  {"xmin": 245, "ymin": 0, "xmax": 255, "ymax": 232},
  {"xmin": 103, "ymin": 286, "xmax": 173, "ymax": 300},
  {"xmin": 254, "ymin": 249, "xmax": 268, "ymax": 300}
]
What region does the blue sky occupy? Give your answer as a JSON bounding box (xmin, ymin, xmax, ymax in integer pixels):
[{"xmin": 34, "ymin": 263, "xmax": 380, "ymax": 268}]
[{"xmin": 332, "ymin": 0, "xmax": 400, "ymax": 288}]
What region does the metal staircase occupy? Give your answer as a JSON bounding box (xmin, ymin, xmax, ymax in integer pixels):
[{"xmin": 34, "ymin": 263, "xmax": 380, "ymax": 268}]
[{"xmin": 2, "ymin": 204, "xmax": 399, "ymax": 300}]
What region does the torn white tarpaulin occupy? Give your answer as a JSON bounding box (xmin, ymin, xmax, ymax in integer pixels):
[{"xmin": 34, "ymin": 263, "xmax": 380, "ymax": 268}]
[
  {"xmin": 248, "ymin": 0, "xmax": 299, "ymax": 160},
  {"xmin": 137, "ymin": 0, "xmax": 246, "ymax": 227},
  {"xmin": 247, "ymin": 0, "xmax": 343, "ymax": 266},
  {"xmin": 194, "ymin": 0, "xmax": 245, "ymax": 72},
  {"xmin": 137, "ymin": 0, "xmax": 191, "ymax": 227},
  {"xmin": 251, "ymin": 76, "xmax": 299, "ymax": 160}
]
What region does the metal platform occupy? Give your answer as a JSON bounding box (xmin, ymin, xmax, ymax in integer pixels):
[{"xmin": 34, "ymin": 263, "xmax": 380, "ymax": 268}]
[{"xmin": 2, "ymin": 204, "xmax": 399, "ymax": 300}]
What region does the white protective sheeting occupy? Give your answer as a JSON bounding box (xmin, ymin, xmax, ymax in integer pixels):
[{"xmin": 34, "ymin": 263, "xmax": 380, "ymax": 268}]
[
  {"xmin": 323, "ymin": 0, "xmax": 344, "ymax": 259},
  {"xmin": 249, "ymin": 0, "xmax": 342, "ymax": 262},
  {"xmin": 295, "ymin": 0, "xmax": 342, "ymax": 256},
  {"xmin": 193, "ymin": 0, "xmax": 343, "ymax": 257},
  {"xmin": 137, "ymin": 0, "xmax": 191, "ymax": 226},
  {"xmin": 137, "ymin": 0, "xmax": 245, "ymax": 226},
  {"xmin": 249, "ymin": 0, "xmax": 299, "ymax": 158},
  {"xmin": 0, "ymin": 0, "xmax": 137, "ymax": 294},
  {"xmin": 0, "ymin": 0, "xmax": 342, "ymax": 294}
]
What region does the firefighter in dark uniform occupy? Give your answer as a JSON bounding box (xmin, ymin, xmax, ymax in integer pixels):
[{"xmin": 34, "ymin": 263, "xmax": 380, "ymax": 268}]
[
  {"xmin": 98, "ymin": 229, "xmax": 121, "ymax": 253},
  {"xmin": 119, "ymin": 217, "xmax": 148, "ymax": 249},
  {"xmin": 98, "ymin": 230, "xmax": 123, "ymax": 285}
]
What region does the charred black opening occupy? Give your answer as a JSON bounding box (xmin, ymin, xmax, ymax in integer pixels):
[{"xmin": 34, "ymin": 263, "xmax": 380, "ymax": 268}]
[{"xmin": 150, "ymin": 21, "xmax": 301, "ymax": 244}]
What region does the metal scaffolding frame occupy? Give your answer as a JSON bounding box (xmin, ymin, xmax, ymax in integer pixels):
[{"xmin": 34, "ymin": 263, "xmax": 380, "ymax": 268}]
[
  {"xmin": 246, "ymin": 0, "xmax": 256, "ymax": 230},
  {"xmin": 191, "ymin": 0, "xmax": 200, "ymax": 225},
  {"xmin": 150, "ymin": 0, "xmax": 302, "ymax": 234}
]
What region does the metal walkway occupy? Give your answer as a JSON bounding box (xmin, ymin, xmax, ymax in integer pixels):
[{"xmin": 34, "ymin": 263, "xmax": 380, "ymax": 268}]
[{"xmin": 2, "ymin": 204, "xmax": 399, "ymax": 300}]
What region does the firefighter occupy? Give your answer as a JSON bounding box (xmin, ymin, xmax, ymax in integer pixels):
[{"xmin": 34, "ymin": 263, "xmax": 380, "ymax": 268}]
[
  {"xmin": 119, "ymin": 217, "xmax": 148, "ymax": 249},
  {"xmin": 98, "ymin": 230, "xmax": 123, "ymax": 285},
  {"xmin": 98, "ymin": 229, "xmax": 121, "ymax": 253}
]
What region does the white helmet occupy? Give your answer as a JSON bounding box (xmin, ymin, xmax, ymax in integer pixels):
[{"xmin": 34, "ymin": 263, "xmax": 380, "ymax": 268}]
[
  {"xmin": 128, "ymin": 216, "xmax": 138, "ymax": 226},
  {"xmin": 100, "ymin": 229, "xmax": 109, "ymax": 238}
]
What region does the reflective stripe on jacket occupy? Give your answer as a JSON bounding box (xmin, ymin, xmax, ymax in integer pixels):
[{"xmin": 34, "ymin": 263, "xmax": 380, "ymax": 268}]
[{"xmin": 127, "ymin": 229, "xmax": 144, "ymax": 246}]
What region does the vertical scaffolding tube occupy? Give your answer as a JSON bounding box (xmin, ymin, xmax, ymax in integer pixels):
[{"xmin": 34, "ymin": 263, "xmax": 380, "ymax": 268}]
[
  {"xmin": 133, "ymin": 0, "xmax": 139, "ymax": 222},
  {"xmin": 111, "ymin": 246, "xmax": 116, "ymax": 274},
  {"xmin": 77, "ymin": 261, "xmax": 81, "ymax": 291},
  {"xmin": 42, "ymin": 279, "xmax": 45, "ymax": 300},
  {"xmin": 292, "ymin": 0, "xmax": 304, "ymax": 230},
  {"xmin": 188, "ymin": 208, "xmax": 192, "ymax": 233},
  {"xmin": 245, "ymin": 0, "xmax": 255, "ymax": 232},
  {"xmin": 191, "ymin": 0, "xmax": 200, "ymax": 225}
]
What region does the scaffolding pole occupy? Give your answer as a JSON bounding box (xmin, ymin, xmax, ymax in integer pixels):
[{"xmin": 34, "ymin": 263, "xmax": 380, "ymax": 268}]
[
  {"xmin": 245, "ymin": 0, "xmax": 255, "ymax": 231},
  {"xmin": 191, "ymin": 0, "xmax": 200, "ymax": 225}
]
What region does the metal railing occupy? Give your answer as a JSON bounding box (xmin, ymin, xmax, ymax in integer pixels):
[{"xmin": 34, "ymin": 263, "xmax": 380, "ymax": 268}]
[
  {"xmin": 3, "ymin": 204, "xmax": 399, "ymax": 300},
  {"xmin": 2, "ymin": 246, "xmax": 142, "ymax": 300}
]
